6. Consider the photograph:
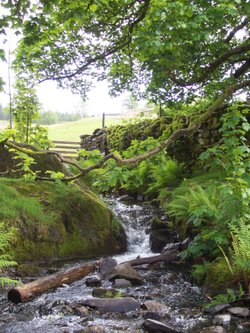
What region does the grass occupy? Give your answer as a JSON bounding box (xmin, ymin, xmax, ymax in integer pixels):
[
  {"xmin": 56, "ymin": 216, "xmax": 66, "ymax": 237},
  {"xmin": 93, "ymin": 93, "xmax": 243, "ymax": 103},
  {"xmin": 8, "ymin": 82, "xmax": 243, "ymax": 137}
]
[{"xmin": 48, "ymin": 116, "xmax": 122, "ymax": 141}]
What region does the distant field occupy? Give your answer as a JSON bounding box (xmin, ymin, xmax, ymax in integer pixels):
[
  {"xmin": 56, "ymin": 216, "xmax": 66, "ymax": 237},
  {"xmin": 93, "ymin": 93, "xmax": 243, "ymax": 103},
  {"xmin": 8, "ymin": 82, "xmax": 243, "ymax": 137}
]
[{"xmin": 48, "ymin": 116, "xmax": 122, "ymax": 141}]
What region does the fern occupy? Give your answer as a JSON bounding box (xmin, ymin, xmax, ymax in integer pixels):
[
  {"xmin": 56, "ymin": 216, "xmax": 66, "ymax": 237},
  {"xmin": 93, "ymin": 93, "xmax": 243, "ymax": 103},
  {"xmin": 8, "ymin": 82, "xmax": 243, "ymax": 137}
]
[
  {"xmin": 231, "ymin": 224, "xmax": 250, "ymax": 274},
  {"xmin": 0, "ymin": 222, "xmax": 18, "ymax": 287}
]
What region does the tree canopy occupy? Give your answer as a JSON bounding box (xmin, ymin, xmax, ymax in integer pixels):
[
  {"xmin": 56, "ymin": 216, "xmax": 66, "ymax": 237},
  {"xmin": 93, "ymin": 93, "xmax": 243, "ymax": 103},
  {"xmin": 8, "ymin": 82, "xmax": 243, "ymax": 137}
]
[{"xmin": 1, "ymin": 0, "xmax": 248, "ymax": 103}]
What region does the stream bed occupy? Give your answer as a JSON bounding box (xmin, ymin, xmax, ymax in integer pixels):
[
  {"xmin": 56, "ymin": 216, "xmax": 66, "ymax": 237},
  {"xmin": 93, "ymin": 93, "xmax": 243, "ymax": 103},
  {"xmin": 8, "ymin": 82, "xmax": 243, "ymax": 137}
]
[{"xmin": 0, "ymin": 198, "xmax": 226, "ymax": 332}]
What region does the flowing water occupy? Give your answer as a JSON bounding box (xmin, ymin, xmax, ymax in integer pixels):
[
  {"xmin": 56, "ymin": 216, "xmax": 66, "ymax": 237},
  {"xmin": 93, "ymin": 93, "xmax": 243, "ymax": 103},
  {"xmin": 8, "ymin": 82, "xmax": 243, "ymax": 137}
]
[{"xmin": 0, "ymin": 197, "xmax": 213, "ymax": 333}]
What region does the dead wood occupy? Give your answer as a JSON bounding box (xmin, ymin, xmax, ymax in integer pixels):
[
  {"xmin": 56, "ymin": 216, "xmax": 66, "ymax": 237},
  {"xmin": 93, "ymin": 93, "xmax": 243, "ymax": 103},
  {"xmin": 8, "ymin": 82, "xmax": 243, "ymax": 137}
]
[{"xmin": 8, "ymin": 262, "xmax": 96, "ymax": 304}]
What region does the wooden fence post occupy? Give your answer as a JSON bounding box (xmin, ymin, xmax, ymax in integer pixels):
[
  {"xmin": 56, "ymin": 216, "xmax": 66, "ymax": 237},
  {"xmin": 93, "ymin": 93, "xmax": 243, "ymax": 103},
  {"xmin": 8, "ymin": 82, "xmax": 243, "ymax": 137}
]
[{"xmin": 102, "ymin": 112, "xmax": 105, "ymax": 128}]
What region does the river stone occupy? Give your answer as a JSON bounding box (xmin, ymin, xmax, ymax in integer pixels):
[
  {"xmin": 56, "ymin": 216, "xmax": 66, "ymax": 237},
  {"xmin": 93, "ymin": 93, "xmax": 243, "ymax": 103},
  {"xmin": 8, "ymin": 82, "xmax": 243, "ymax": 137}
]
[
  {"xmin": 151, "ymin": 216, "xmax": 168, "ymax": 231},
  {"xmin": 200, "ymin": 326, "xmax": 227, "ymax": 333},
  {"xmin": 74, "ymin": 306, "xmax": 89, "ymax": 317},
  {"xmin": 92, "ymin": 287, "xmax": 124, "ymax": 298},
  {"xmin": 213, "ymin": 314, "xmax": 231, "ymax": 325},
  {"xmin": 85, "ymin": 275, "xmax": 102, "ymax": 287},
  {"xmin": 161, "ymin": 243, "xmax": 181, "ymax": 254},
  {"xmin": 108, "ymin": 262, "xmax": 143, "ymax": 285},
  {"xmin": 144, "ymin": 301, "xmax": 170, "ymax": 314},
  {"xmin": 142, "ymin": 319, "xmax": 181, "ymax": 332},
  {"xmin": 150, "ymin": 229, "xmax": 175, "ymax": 253},
  {"xmin": 227, "ymin": 307, "xmax": 250, "ymax": 317},
  {"xmin": 236, "ymin": 321, "xmax": 250, "ymax": 333},
  {"xmin": 99, "ymin": 257, "xmax": 118, "ymax": 277},
  {"xmin": 83, "ymin": 326, "xmax": 107, "ymax": 333},
  {"xmin": 113, "ymin": 278, "xmax": 132, "ymax": 288},
  {"xmin": 204, "ymin": 303, "xmax": 231, "ymax": 315},
  {"xmin": 80, "ymin": 297, "xmax": 140, "ymax": 313},
  {"xmin": 16, "ymin": 264, "xmax": 43, "ymax": 277}
]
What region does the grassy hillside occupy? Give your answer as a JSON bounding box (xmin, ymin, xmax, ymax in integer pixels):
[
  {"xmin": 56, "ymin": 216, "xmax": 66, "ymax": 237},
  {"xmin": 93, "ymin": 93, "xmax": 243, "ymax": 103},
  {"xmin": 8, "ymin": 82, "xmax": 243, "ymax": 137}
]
[{"xmin": 48, "ymin": 116, "xmax": 122, "ymax": 141}]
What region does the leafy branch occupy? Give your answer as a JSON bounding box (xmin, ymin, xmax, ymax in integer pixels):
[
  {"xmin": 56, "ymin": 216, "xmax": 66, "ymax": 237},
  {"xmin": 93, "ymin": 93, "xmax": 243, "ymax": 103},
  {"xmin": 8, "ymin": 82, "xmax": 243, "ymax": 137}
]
[{"xmin": 3, "ymin": 80, "xmax": 249, "ymax": 183}]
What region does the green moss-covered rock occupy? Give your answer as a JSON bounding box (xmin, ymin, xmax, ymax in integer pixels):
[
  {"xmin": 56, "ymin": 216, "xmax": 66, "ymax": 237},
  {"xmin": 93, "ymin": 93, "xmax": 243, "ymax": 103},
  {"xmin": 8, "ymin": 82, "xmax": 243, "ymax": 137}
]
[{"xmin": 0, "ymin": 178, "xmax": 126, "ymax": 262}]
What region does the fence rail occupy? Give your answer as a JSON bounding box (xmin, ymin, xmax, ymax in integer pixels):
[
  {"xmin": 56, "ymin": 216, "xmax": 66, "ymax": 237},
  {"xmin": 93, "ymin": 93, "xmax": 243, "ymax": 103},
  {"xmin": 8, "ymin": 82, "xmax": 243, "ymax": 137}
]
[{"xmin": 50, "ymin": 140, "xmax": 81, "ymax": 158}]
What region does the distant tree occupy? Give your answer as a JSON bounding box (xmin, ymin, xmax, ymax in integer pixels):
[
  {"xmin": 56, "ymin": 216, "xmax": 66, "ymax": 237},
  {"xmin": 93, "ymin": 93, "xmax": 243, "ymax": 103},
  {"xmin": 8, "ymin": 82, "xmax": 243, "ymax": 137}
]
[
  {"xmin": 0, "ymin": 105, "xmax": 10, "ymax": 120},
  {"xmin": 35, "ymin": 111, "xmax": 59, "ymax": 125},
  {"xmin": 12, "ymin": 78, "xmax": 41, "ymax": 144}
]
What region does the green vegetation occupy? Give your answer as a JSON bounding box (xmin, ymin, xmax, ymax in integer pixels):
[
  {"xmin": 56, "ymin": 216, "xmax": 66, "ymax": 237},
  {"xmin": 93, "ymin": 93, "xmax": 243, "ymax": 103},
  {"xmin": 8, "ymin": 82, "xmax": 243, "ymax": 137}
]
[
  {"xmin": 48, "ymin": 116, "xmax": 122, "ymax": 141},
  {"xmin": 0, "ymin": 178, "xmax": 125, "ymax": 262},
  {"xmin": 0, "ymin": 0, "xmax": 249, "ymax": 302},
  {"xmin": 0, "ymin": 222, "xmax": 18, "ymax": 287}
]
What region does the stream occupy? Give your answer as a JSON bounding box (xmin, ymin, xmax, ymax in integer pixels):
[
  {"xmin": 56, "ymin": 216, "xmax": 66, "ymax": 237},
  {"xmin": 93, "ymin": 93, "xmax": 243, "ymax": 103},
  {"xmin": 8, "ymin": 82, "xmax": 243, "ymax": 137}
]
[{"xmin": 0, "ymin": 197, "xmax": 213, "ymax": 333}]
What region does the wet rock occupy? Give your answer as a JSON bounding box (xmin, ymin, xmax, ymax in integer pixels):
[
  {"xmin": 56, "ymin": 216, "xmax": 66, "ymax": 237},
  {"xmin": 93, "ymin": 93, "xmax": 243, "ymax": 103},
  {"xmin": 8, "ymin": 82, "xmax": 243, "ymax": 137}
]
[
  {"xmin": 161, "ymin": 243, "xmax": 180, "ymax": 254},
  {"xmin": 151, "ymin": 216, "xmax": 168, "ymax": 231},
  {"xmin": 143, "ymin": 301, "xmax": 170, "ymax": 314},
  {"xmin": 227, "ymin": 307, "xmax": 250, "ymax": 318},
  {"xmin": 236, "ymin": 321, "xmax": 250, "ymax": 333},
  {"xmin": 80, "ymin": 297, "xmax": 140, "ymax": 313},
  {"xmin": 92, "ymin": 287, "xmax": 124, "ymax": 298},
  {"xmin": 204, "ymin": 303, "xmax": 231, "ymax": 315},
  {"xmin": 113, "ymin": 278, "xmax": 132, "ymax": 288},
  {"xmin": 142, "ymin": 319, "xmax": 181, "ymax": 332},
  {"xmin": 99, "ymin": 257, "xmax": 118, "ymax": 278},
  {"xmin": 143, "ymin": 311, "xmax": 166, "ymax": 321},
  {"xmin": 213, "ymin": 314, "xmax": 231, "ymax": 325},
  {"xmin": 150, "ymin": 230, "xmax": 175, "ymax": 253},
  {"xmin": 83, "ymin": 326, "xmax": 107, "ymax": 333},
  {"xmin": 200, "ymin": 326, "xmax": 227, "ymax": 333},
  {"xmin": 119, "ymin": 194, "xmax": 135, "ymax": 202},
  {"xmin": 16, "ymin": 264, "xmax": 43, "ymax": 277},
  {"xmin": 109, "ymin": 263, "xmax": 143, "ymax": 285},
  {"xmin": 74, "ymin": 306, "xmax": 89, "ymax": 317},
  {"xmin": 85, "ymin": 276, "xmax": 102, "ymax": 287}
]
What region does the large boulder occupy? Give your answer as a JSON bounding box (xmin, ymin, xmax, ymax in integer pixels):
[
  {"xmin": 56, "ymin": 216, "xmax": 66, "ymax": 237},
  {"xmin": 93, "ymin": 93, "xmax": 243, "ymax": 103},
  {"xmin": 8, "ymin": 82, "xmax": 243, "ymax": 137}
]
[
  {"xmin": 0, "ymin": 141, "xmax": 66, "ymax": 177},
  {"xmin": 0, "ymin": 178, "xmax": 127, "ymax": 262}
]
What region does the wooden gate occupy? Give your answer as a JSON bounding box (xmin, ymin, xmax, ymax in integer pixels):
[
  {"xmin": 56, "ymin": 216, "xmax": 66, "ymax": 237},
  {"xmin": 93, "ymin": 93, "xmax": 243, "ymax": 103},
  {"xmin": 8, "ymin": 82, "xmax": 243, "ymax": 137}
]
[{"xmin": 50, "ymin": 140, "xmax": 81, "ymax": 158}]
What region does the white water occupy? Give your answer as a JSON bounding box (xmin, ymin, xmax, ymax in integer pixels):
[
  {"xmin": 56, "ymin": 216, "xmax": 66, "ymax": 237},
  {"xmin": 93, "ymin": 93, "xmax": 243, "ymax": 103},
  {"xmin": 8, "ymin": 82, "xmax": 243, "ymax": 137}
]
[{"xmin": 106, "ymin": 198, "xmax": 158, "ymax": 263}]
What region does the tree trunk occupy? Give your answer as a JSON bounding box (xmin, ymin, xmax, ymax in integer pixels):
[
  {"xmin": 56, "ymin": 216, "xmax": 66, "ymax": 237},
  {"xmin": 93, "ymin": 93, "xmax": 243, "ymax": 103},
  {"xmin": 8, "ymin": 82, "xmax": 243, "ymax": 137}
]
[
  {"xmin": 122, "ymin": 252, "xmax": 179, "ymax": 266},
  {"xmin": 8, "ymin": 262, "xmax": 96, "ymax": 304}
]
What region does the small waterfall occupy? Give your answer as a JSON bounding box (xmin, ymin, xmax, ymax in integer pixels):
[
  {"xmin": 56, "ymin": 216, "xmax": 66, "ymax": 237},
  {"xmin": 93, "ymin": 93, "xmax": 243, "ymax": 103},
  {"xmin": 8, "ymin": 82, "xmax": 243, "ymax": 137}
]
[{"xmin": 106, "ymin": 197, "xmax": 160, "ymax": 262}]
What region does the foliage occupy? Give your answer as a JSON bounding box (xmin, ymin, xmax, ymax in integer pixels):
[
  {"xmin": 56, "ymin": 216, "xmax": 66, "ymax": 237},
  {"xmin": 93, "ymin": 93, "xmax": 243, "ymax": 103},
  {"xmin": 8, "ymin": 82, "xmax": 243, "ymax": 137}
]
[
  {"xmin": 6, "ymin": 0, "xmax": 247, "ymax": 106},
  {"xmin": 90, "ymin": 136, "xmax": 182, "ymax": 197},
  {"xmin": 168, "ymin": 182, "xmax": 246, "ymax": 259},
  {"xmin": 35, "ymin": 111, "xmax": 83, "ymax": 125},
  {"xmin": 230, "ymin": 223, "xmax": 250, "ymax": 289},
  {"xmin": 205, "ymin": 286, "xmax": 244, "ymax": 308},
  {"xmin": 167, "ymin": 103, "xmax": 250, "ymax": 292},
  {"xmin": 0, "ymin": 221, "xmax": 18, "ymax": 287}
]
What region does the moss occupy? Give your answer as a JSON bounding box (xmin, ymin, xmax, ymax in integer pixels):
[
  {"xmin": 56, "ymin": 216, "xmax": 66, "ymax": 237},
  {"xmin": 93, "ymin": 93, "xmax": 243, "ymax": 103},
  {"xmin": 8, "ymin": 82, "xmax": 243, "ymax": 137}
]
[{"xmin": 0, "ymin": 178, "xmax": 126, "ymax": 262}]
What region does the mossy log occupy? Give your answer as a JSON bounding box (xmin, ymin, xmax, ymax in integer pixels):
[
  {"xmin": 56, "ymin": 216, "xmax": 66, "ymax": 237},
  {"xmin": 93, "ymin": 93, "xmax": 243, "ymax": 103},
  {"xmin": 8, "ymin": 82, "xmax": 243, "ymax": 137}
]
[{"xmin": 8, "ymin": 262, "xmax": 96, "ymax": 304}]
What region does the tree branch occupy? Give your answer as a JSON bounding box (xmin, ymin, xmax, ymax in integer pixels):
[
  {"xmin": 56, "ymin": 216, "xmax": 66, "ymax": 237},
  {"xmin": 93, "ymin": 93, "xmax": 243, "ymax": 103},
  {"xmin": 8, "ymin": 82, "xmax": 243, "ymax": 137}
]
[
  {"xmin": 4, "ymin": 80, "xmax": 250, "ymax": 183},
  {"xmin": 38, "ymin": 0, "xmax": 150, "ymax": 83},
  {"xmin": 168, "ymin": 43, "xmax": 250, "ymax": 87},
  {"xmin": 225, "ymin": 18, "xmax": 249, "ymax": 44}
]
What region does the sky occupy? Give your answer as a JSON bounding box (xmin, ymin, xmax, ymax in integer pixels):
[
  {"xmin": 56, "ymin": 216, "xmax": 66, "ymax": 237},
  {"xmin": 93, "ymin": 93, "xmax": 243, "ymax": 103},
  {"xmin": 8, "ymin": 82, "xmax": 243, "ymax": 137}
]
[
  {"xmin": 0, "ymin": 59, "xmax": 126, "ymax": 116},
  {"xmin": 0, "ymin": 29, "xmax": 127, "ymax": 116}
]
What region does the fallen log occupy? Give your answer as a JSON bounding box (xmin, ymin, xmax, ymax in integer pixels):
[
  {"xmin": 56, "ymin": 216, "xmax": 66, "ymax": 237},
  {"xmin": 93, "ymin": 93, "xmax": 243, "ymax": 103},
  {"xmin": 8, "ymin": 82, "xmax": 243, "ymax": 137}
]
[
  {"xmin": 121, "ymin": 252, "xmax": 179, "ymax": 267},
  {"xmin": 8, "ymin": 262, "xmax": 96, "ymax": 304}
]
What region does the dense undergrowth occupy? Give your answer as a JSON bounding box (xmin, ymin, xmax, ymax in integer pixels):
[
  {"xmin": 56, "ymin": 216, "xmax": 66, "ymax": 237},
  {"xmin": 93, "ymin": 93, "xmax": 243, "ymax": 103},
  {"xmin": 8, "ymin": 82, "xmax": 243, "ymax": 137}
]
[{"xmin": 79, "ymin": 102, "xmax": 250, "ymax": 297}]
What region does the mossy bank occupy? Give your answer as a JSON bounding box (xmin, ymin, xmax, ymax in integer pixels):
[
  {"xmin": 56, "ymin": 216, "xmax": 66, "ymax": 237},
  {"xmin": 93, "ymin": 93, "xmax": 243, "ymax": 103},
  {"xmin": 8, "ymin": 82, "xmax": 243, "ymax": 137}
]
[{"xmin": 0, "ymin": 178, "xmax": 126, "ymax": 262}]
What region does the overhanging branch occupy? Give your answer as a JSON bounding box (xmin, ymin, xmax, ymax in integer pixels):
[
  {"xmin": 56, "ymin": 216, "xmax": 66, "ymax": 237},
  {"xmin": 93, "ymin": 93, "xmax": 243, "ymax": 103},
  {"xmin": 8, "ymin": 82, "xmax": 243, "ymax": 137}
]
[
  {"xmin": 168, "ymin": 43, "xmax": 250, "ymax": 87},
  {"xmin": 4, "ymin": 80, "xmax": 250, "ymax": 183}
]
